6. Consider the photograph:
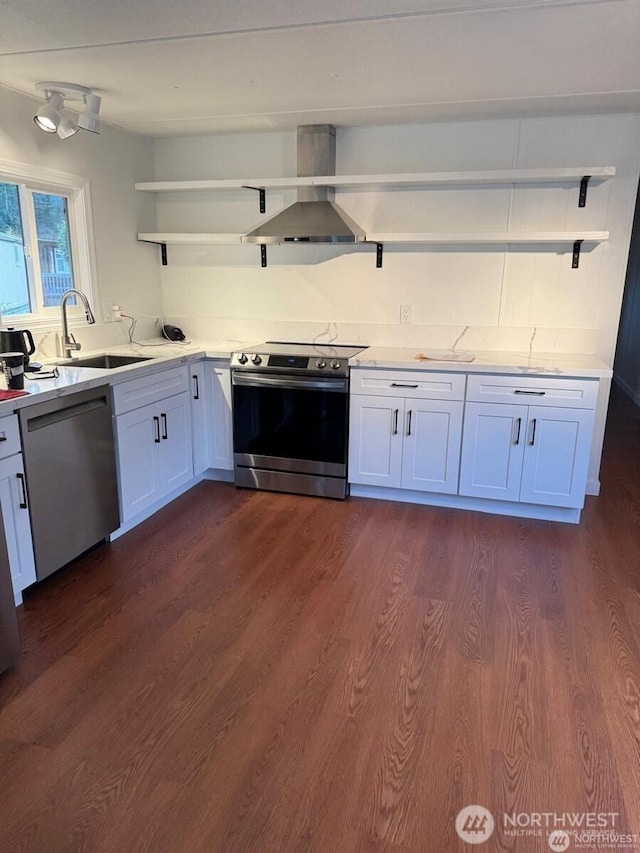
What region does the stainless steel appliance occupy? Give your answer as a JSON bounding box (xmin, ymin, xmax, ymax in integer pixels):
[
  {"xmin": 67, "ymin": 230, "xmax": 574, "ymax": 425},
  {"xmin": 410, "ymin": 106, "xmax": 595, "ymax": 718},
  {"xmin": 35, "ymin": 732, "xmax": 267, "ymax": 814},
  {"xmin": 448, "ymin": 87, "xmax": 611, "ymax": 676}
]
[
  {"xmin": 244, "ymin": 125, "xmax": 366, "ymax": 245},
  {"xmin": 18, "ymin": 385, "xmax": 120, "ymax": 581},
  {"xmin": 0, "ymin": 515, "xmax": 20, "ymax": 674},
  {"xmin": 231, "ymin": 342, "xmax": 368, "ymax": 499}
]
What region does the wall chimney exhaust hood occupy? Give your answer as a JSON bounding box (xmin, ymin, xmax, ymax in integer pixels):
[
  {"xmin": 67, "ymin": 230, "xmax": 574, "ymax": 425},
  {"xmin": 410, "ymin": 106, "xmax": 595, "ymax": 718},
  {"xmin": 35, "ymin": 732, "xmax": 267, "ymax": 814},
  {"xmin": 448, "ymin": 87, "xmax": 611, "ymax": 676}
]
[{"xmin": 244, "ymin": 125, "xmax": 366, "ymax": 245}]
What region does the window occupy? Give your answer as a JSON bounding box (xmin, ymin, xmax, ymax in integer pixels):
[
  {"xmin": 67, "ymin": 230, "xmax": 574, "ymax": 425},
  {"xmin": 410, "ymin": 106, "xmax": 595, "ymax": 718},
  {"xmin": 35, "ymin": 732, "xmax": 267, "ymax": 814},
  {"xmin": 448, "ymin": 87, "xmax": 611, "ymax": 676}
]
[{"xmin": 0, "ymin": 161, "xmax": 95, "ymax": 327}]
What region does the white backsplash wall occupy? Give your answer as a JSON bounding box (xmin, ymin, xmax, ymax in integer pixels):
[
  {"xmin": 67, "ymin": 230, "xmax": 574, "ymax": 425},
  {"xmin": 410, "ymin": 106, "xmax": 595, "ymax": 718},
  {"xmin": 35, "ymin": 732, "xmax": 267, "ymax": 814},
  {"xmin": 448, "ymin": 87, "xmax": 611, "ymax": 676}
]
[{"xmin": 155, "ymin": 114, "xmax": 640, "ymax": 363}]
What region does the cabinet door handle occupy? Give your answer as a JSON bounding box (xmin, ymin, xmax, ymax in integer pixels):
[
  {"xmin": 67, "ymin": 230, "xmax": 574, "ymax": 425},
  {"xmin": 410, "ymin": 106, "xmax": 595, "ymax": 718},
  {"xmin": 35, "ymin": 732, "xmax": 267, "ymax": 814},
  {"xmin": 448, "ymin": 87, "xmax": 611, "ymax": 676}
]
[
  {"xmin": 529, "ymin": 418, "xmax": 537, "ymax": 446},
  {"xmin": 390, "ymin": 383, "xmax": 419, "ymax": 388},
  {"xmin": 161, "ymin": 413, "xmax": 168, "ymax": 440},
  {"xmin": 393, "ymin": 409, "xmax": 399, "ymax": 435},
  {"xmin": 513, "ymin": 417, "xmax": 522, "ymax": 445},
  {"xmin": 406, "ymin": 409, "xmax": 412, "ymax": 436},
  {"xmin": 514, "ymin": 389, "xmax": 545, "ymax": 396},
  {"xmin": 16, "ymin": 472, "xmax": 27, "ymax": 509},
  {"xmin": 192, "ymin": 374, "xmax": 199, "ymax": 400},
  {"xmin": 0, "ymin": 435, "xmax": 7, "ymax": 442},
  {"xmin": 153, "ymin": 416, "xmax": 161, "ymax": 443}
]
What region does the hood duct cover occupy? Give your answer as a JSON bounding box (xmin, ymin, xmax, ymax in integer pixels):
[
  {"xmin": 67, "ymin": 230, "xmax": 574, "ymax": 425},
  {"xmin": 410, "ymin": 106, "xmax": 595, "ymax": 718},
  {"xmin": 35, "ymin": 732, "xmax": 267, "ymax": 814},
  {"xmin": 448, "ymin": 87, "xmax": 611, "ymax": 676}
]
[{"xmin": 244, "ymin": 125, "xmax": 366, "ymax": 245}]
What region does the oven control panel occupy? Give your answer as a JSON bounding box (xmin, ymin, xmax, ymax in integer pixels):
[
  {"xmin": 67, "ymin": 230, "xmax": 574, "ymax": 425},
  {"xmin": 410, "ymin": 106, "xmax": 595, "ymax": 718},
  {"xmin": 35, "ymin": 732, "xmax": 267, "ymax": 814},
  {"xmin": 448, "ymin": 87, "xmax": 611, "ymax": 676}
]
[{"xmin": 231, "ymin": 351, "xmax": 349, "ymax": 376}]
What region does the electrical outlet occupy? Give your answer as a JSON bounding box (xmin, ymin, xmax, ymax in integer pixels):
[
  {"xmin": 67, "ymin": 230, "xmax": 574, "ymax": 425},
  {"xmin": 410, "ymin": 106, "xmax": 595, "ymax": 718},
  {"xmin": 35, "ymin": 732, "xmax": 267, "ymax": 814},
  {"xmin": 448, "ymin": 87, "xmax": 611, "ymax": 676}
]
[
  {"xmin": 111, "ymin": 304, "xmax": 123, "ymax": 322},
  {"xmin": 400, "ymin": 304, "xmax": 412, "ymax": 324}
]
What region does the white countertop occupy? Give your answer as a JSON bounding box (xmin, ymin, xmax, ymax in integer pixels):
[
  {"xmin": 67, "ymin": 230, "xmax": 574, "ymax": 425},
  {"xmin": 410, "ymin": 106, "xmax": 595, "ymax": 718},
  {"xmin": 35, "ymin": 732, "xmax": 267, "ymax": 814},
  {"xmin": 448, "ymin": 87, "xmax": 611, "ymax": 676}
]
[
  {"xmin": 0, "ymin": 339, "xmax": 250, "ymax": 415},
  {"xmin": 350, "ymin": 347, "xmax": 612, "ymax": 378},
  {"xmin": 0, "ymin": 339, "xmax": 612, "ymax": 417}
]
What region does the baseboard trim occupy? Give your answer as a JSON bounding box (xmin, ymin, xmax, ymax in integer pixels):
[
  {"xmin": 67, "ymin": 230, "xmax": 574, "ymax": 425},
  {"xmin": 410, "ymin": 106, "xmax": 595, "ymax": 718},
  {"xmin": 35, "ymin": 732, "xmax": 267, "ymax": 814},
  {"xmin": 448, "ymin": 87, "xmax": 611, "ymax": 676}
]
[{"xmin": 349, "ymin": 485, "xmax": 582, "ymax": 524}]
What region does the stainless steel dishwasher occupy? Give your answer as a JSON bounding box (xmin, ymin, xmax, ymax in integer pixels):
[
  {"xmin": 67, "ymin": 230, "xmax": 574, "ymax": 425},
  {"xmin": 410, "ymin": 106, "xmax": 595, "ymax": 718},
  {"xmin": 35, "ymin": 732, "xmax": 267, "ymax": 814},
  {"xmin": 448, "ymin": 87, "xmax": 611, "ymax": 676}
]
[{"xmin": 19, "ymin": 385, "xmax": 120, "ymax": 581}]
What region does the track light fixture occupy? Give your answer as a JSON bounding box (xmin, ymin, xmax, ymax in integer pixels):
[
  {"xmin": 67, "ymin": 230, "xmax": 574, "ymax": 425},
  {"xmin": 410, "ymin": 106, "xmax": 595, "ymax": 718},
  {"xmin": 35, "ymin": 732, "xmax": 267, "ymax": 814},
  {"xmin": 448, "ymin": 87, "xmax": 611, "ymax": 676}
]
[{"xmin": 34, "ymin": 82, "xmax": 101, "ymax": 139}]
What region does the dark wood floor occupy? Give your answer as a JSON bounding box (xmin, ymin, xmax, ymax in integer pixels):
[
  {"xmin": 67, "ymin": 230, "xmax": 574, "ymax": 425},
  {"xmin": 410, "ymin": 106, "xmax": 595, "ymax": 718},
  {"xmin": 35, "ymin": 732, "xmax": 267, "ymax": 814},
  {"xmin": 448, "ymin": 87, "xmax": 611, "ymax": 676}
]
[{"xmin": 1, "ymin": 390, "xmax": 640, "ymax": 852}]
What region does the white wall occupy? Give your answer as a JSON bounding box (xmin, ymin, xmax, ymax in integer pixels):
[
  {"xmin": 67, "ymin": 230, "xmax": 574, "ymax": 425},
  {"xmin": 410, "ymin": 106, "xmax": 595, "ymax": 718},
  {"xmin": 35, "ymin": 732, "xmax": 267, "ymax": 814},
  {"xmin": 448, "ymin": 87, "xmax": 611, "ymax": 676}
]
[
  {"xmin": 0, "ymin": 85, "xmax": 161, "ymax": 357},
  {"xmin": 155, "ymin": 114, "xmax": 640, "ymax": 367}
]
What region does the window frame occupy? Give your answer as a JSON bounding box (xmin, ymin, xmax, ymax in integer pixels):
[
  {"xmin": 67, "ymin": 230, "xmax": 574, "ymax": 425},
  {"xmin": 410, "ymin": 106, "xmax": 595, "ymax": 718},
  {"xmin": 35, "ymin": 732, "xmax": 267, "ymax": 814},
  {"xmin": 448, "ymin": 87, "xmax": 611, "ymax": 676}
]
[{"xmin": 0, "ymin": 157, "xmax": 98, "ymax": 330}]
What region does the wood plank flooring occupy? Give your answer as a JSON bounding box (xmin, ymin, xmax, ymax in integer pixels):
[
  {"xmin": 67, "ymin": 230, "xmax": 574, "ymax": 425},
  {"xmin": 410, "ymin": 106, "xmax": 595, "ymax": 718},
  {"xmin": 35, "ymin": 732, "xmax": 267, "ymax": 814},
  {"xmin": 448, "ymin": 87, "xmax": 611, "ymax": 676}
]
[{"xmin": 1, "ymin": 388, "xmax": 640, "ymax": 852}]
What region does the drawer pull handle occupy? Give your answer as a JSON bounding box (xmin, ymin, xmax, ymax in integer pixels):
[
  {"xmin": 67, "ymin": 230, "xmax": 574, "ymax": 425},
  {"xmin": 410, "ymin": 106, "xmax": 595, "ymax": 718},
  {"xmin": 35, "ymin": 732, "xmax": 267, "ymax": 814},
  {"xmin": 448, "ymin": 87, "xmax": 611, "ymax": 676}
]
[
  {"xmin": 393, "ymin": 409, "xmax": 399, "ymax": 435},
  {"xmin": 406, "ymin": 410, "xmax": 412, "ymax": 437},
  {"xmin": 193, "ymin": 374, "xmax": 200, "ymax": 400},
  {"xmin": 153, "ymin": 416, "xmax": 161, "ymax": 443},
  {"xmin": 513, "ymin": 417, "xmax": 522, "ymax": 445},
  {"xmin": 391, "ymin": 383, "xmax": 419, "ymax": 388},
  {"xmin": 161, "ymin": 413, "xmax": 168, "ymax": 440},
  {"xmin": 514, "ymin": 389, "xmax": 546, "ymax": 396},
  {"xmin": 529, "ymin": 418, "xmax": 538, "ymax": 446},
  {"xmin": 0, "ymin": 435, "xmax": 6, "ymax": 442},
  {"xmin": 16, "ymin": 472, "xmax": 27, "ymax": 509}
]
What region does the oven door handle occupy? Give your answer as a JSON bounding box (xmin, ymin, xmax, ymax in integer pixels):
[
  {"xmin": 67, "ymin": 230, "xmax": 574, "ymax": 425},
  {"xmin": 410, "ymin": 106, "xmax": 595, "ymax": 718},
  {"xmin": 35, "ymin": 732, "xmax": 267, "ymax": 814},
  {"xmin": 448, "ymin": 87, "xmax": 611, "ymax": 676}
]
[{"xmin": 232, "ymin": 373, "xmax": 347, "ymax": 393}]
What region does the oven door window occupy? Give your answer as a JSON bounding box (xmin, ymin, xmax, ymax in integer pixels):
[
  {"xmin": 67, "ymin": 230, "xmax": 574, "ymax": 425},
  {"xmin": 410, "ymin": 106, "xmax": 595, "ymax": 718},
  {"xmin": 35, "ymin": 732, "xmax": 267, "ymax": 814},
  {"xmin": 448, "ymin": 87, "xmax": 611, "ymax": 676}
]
[{"xmin": 233, "ymin": 383, "xmax": 347, "ymax": 465}]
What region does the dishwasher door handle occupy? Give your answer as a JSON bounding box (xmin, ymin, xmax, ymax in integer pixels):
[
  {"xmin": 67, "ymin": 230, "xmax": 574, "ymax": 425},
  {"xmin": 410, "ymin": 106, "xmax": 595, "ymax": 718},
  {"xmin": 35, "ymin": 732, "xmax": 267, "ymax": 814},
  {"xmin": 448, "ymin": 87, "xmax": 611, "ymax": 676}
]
[
  {"xmin": 16, "ymin": 473, "xmax": 27, "ymax": 509},
  {"xmin": 24, "ymin": 396, "xmax": 107, "ymax": 431}
]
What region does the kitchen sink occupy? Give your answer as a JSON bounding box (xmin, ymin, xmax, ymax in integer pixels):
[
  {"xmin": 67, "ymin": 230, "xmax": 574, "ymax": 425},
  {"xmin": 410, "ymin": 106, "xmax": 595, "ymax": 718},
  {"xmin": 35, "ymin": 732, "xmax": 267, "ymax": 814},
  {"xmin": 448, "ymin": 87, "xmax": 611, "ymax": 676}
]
[{"xmin": 56, "ymin": 354, "xmax": 154, "ymax": 369}]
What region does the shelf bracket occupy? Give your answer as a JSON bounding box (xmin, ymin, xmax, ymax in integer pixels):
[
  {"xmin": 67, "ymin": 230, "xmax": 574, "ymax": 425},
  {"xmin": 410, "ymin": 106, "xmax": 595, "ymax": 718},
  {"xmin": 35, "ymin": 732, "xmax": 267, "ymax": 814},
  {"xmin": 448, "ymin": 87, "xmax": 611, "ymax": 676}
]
[
  {"xmin": 572, "ymin": 239, "xmax": 583, "ymax": 269},
  {"xmin": 242, "ymin": 186, "xmax": 266, "ymax": 214},
  {"xmin": 376, "ymin": 242, "xmax": 383, "ymax": 269},
  {"xmin": 578, "ymin": 175, "xmax": 591, "ymax": 208},
  {"xmin": 139, "ymin": 239, "xmax": 167, "ymax": 265},
  {"xmin": 260, "ymin": 245, "xmax": 267, "ymax": 268}
]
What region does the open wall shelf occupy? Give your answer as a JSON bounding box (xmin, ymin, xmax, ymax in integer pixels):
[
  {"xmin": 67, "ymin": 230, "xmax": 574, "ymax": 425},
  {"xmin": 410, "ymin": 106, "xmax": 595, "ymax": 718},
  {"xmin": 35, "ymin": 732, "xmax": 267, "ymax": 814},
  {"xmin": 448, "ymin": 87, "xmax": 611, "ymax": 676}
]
[
  {"xmin": 135, "ymin": 166, "xmax": 615, "ymax": 194},
  {"xmin": 136, "ymin": 166, "xmax": 614, "ymax": 268}
]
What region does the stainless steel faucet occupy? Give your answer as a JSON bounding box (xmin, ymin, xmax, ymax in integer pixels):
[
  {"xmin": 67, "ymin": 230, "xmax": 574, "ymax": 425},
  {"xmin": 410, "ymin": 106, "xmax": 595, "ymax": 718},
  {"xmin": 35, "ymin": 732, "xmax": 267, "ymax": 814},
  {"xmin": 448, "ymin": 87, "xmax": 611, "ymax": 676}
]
[{"xmin": 60, "ymin": 289, "xmax": 96, "ymax": 359}]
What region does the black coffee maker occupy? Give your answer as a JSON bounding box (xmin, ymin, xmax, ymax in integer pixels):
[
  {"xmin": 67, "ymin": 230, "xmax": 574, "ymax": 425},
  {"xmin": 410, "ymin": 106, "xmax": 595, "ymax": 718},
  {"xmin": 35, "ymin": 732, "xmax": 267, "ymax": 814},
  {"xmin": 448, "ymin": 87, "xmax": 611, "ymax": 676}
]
[{"xmin": 0, "ymin": 327, "xmax": 36, "ymax": 366}]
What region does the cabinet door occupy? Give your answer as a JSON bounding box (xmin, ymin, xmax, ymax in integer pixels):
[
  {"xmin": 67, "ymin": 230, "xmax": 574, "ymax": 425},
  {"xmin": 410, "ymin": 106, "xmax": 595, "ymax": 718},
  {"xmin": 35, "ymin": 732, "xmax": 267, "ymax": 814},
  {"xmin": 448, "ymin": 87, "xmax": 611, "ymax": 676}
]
[
  {"xmin": 115, "ymin": 402, "xmax": 163, "ymax": 522},
  {"xmin": 348, "ymin": 395, "xmax": 403, "ymax": 487},
  {"xmin": 159, "ymin": 392, "xmax": 194, "ymax": 494},
  {"xmin": 459, "ymin": 402, "xmax": 527, "ymax": 501},
  {"xmin": 520, "ymin": 406, "xmax": 595, "ymax": 508},
  {"xmin": 190, "ymin": 363, "xmax": 209, "ymax": 475},
  {"xmin": 401, "ymin": 399, "xmax": 463, "ymax": 494},
  {"xmin": 206, "ymin": 364, "xmax": 233, "ymax": 470},
  {"xmin": 0, "ymin": 454, "xmax": 36, "ymax": 601}
]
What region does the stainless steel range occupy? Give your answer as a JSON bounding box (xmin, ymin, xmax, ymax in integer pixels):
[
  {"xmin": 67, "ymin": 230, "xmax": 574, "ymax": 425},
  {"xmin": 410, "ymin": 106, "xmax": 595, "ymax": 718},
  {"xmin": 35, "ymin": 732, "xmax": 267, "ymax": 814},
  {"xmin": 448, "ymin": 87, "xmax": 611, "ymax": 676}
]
[{"xmin": 231, "ymin": 342, "xmax": 368, "ymax": 499}]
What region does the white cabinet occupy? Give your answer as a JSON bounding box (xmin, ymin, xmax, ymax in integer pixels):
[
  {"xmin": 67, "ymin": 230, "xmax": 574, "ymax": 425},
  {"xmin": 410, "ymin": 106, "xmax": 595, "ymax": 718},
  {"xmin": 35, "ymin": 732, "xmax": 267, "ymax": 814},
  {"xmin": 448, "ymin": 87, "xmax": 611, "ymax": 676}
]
[
  {"xmin": 349, "ymin": 385, "xmax": 464, "ymax": 494},
  {"xmin": 519, "ymin": 406, "xmax": 595, "ymax": 507},
  {"xmin": 114, "ymin": 376, "xmax": 194, "ymax": 523},
  {"xmin": 190, "ymin": 363, "xmax": 208, "ymax": 476},
  {"xmin": 115, "ymin": 402, "xmax": 163, "ymax": 519},
  {"xmin": 350, "ymin": 367, "xmax": 598, "ymax": 518},
  {"xmin": 116, "ymin": 392, "xmax": 193, "ymax": 522},
  {"xmin": 459, "ymin": 402, "xmax": 595, "ymax": 509},
  {"xmin": 458, "ymin": 402, "xmax": 526, "ymax": 501},
  {"xmin": 349, "ymin": 396, "xmax": 403, "ymax": 488},
  {"xmin": 0, "ymin": 416, "xmax": 36, "ymax": 604},
  {"xmin": 159, "ymin": 393, "xmax": 193, "ymax": 493},
  {"xmin": 206, "ymin": 363, "xmax": 233, "ymax": 470},
  {"xmin": 401, "ymin": 400, "xmax": 464, "ymax": 494}
]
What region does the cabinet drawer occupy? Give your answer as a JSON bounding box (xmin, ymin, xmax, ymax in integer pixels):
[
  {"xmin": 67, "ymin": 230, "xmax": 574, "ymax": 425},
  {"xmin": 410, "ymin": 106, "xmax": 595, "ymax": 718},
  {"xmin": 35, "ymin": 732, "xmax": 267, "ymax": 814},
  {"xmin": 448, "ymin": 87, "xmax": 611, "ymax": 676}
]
[
  {"xmin": 0, "ymin": 415, "xmax": 21, "ymax": 459},
  {"xmin": 112, "ymin": 366, "xmax": 190, "ymax": 415},
  {"xmin": 350, "ymin": 369, "xmax": 466, "ymax": 401},
  {"xmin": 466, "ymin": 374, "xmax": 598, "ymax": 409}
]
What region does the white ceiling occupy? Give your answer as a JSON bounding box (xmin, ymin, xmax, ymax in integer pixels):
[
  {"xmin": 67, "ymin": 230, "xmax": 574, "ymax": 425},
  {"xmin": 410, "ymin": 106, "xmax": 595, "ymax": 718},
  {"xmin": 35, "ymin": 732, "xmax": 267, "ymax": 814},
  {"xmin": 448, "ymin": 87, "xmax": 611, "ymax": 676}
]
[{"xmin": 0, "ymin": 0, "xmax": 639, "ymax": 136}]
